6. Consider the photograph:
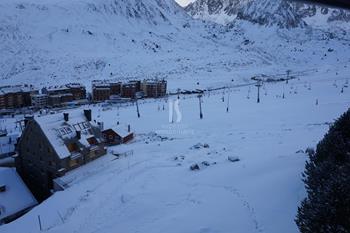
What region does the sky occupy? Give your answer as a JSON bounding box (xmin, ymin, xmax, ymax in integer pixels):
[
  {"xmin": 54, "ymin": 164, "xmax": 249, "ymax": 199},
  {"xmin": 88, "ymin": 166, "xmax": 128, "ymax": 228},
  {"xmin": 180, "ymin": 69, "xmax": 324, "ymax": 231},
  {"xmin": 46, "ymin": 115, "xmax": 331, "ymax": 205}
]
[{"xmin": 176, "ymin": 0, "xmax": 195, "ymax": 7}]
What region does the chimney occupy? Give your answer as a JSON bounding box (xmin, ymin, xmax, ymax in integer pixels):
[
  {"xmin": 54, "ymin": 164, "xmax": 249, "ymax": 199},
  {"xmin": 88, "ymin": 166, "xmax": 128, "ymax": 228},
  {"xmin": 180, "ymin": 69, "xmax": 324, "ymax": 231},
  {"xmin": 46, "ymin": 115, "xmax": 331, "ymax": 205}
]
[
  {"xmin": 76, "ymin": 130, "xmax": 81, "ymax": 140},
  {"xmin": 128, "ymin": 124, "xmax": 131, "ymax": 133},
  {"xmin": 63, "ymin": 113, "xmax": 69, "ymax": 122},
  {"xmin": 84, "ymin": 109, "xmax": 92, "ymax": 121},
  {"xmin": 97, "ymin": 122, "xmax": 104, "ymax": 131}
]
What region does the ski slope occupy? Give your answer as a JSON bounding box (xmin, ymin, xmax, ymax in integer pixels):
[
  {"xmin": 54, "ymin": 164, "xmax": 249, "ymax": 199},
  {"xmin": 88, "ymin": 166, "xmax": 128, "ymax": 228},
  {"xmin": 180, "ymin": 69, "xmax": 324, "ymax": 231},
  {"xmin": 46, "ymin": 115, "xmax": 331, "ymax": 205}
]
[{"xmin": 1, "ymin": 66, "xmax": 349, "ymax": 233}]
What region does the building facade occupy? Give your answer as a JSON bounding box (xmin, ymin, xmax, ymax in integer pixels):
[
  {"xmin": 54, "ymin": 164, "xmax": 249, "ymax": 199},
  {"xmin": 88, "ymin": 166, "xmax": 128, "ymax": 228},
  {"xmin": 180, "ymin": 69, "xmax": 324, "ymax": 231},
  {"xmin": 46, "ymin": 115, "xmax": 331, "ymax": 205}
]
[
  {"xmin": 92, "ymin": 81, "xmax": 111, "ymax": 102},
  {"xmin": 0, "ymin": 85, "xmax": 38, "ymax": 109},
  {"xmin": 141, "ymin": 79, "xmax": 167, "ymax": 98},
  {"xmin": 92, "ymin": 79, "xmax": 167, "ymax": 102},
  {"xmin": 92, "ymin": 81, "xmax": 123, "ymax": 102},
  {"xmin": 121, "ymin": 83, "xmax": 137, "ymax": 99},
  {"xmin": 42, "ymin": 83, "xmax": 86, "ymax": 106},
  {"xmin": 31, "ymin": 94, "xmax": 49, "ymax": 109}
]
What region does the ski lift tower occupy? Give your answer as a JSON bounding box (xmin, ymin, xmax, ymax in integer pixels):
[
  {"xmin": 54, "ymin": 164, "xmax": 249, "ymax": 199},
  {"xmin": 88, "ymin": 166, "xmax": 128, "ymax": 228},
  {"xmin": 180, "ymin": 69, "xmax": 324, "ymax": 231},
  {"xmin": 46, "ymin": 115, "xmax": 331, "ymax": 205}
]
[
  {"xmin": 255, "ymin": 79, "xmax": 263, "ymax": 103},
  {"xmin": 197, "ymin": 94, "xmax": 203, "ymax": 119}
]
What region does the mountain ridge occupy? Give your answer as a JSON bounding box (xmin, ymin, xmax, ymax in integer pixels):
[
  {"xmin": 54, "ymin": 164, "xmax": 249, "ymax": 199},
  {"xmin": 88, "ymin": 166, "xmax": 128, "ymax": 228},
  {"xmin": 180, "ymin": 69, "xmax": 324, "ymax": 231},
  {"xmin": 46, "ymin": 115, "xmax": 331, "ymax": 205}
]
[{"xmin": 185, "ymin": 0, "xmax": 350, "ymax": 27}]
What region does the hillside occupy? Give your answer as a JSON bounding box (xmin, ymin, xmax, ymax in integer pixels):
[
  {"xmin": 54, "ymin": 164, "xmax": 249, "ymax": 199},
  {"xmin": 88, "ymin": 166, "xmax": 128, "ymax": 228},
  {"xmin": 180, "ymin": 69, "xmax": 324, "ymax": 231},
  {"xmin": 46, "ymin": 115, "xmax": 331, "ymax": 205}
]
[
  {"xmin": 0, "ymin": 0, "xmax": 222, "ymax": 87},
  {"xmin": 0, "ymin": 0, "xmax": 349, "ymax": 91}
]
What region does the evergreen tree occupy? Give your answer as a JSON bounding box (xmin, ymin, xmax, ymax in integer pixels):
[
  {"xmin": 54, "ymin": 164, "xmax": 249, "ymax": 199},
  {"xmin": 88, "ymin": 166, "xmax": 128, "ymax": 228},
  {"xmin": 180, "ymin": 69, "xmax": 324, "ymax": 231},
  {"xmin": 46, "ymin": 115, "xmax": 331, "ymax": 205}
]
[{"xmin": 296, "ymin": 109, "xmax": 350, "ymax": 233}]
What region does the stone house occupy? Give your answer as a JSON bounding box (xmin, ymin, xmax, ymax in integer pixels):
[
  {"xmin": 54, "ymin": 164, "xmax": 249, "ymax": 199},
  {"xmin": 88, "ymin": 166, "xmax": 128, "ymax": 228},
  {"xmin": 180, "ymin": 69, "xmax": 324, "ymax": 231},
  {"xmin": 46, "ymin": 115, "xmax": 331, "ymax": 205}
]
[{"xmin": 15, "ymin": 109, "xmax": 106, "ymax": 200}]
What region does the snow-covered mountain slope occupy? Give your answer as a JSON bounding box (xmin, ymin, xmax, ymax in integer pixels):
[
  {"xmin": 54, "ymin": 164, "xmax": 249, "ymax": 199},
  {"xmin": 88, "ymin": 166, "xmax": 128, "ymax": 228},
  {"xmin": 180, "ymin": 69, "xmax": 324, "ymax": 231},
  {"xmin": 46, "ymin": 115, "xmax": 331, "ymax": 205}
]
[
  {"xmin": 0, "ymin": 0, "xmax": 227, "ymax": 86},
  {"xmin": 0, "ymin": 0, "xmax": 349, "ymax": 92},
  {"xmin": 185, "ymin": 0, "xmax": 350, "ymax": 27}
]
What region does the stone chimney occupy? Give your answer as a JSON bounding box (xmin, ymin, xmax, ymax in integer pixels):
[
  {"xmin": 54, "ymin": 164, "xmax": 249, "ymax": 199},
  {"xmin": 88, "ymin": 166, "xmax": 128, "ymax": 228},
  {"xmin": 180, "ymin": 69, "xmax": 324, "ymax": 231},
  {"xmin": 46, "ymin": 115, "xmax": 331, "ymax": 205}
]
[
  {"xmin": 76, "ymin": 130, "xmax": 81, "ymax": 140},
  {"xmin": 63, "ymin": 113, "xmax": 69, "ymax": 122},
  {"xmin": 84, "ymin": 109, "xmax": 92, "ymax": 121},
  {"xmin": 97, "ymin": 122, "xmax": 104, "ymax": 131}
]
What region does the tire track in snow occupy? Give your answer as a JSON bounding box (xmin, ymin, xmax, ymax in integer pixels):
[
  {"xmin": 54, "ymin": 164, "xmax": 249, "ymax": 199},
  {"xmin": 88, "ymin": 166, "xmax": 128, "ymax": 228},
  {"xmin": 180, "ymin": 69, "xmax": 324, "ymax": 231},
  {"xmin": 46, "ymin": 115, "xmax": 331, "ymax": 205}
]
[{"xmin": 197, "ymin": 183, "xmax": 265, "ymax": 233}]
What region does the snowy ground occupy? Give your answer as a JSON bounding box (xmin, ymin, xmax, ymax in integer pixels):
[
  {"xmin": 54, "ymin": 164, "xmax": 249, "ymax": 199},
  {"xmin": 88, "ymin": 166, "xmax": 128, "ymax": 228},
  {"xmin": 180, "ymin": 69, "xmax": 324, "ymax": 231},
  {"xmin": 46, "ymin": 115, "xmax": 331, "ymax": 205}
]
[
  {"xmin": 1, "ymin": 0, "xmax": 350, "ymax": 232},
  {"xmin": 1, "ymin": 67, "xmax": 349, "ymax": 233}
]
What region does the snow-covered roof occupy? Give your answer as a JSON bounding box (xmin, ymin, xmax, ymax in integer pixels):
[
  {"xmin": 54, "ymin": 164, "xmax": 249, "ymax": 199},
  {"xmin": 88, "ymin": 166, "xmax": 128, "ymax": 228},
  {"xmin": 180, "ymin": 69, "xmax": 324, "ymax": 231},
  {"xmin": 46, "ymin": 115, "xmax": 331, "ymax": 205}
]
[
  {"xmin": 31, "ymin": 94, "xmax": 48, "ymax": 98},
  {"xmin": 114, "ymin": 125, "xmax": 133, "ymax": 138},
  {"xmin": 34, "ymin": 109, "xmax": 101, "ymax": 159},
  {"xmin": 0, "ymin": 85, "xmax": 37, "ymax": 95},
  {"xmin": 92, "ymin": 80, "xmax": 122, "ymax": 87},
  {"xmin": 45, "ymin": 86, "xmax": 70, "ymax": 92},
  {"xmin": 49, "ymin": 93, "xmax": 73, "ymax": 98},
  {"xmin": 0, "ymin": 168, "xmax": 37, "ymax": 221},
  {"xmin": 66, "ymin": 83, "xmax": 85, "ymax": 89},
  {"xmin": 0, "ymin": 133, "xmax": 18, "ymax": 156},
  {"xmin": 45, "ymin": 83, "xmax": 85, "ymax": 92},
  {"xmin": 93, "ymin": 87, "xmax": 110, "ymax": 90}
]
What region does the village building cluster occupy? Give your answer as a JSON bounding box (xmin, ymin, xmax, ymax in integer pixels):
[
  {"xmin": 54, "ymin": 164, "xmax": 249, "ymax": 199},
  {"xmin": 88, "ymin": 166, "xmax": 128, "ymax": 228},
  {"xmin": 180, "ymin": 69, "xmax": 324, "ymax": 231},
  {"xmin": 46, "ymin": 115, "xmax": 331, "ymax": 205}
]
[
  {"xmin": 0, "ymin": 79, "xmax": 166, "ymax": 222},
  {"xmin": 0, "ymin": 79, "xmax": 167, "ymax": 112},
  {"xmin": 40, "ymin": 83, "xmax": 87, "ymax": 107},
  {"xmin": 92, "ymin": 79, "xmax": 167, "ymax": 102},
  {"xmin": 0, "ymin": 100, "xmax": 138, "ymax": 225},
  {"xmin": 0, "ymin": 108, "xmax": 135, "ymax": 223}
]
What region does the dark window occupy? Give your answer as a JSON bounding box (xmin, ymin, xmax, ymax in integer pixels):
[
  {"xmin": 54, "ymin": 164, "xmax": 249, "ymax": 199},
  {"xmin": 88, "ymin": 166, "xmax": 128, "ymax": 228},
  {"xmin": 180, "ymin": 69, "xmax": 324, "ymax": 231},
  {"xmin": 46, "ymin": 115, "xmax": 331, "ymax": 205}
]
[{"xmin": 67, "ymin": 143, "xmax": 79, "ymax": 152}]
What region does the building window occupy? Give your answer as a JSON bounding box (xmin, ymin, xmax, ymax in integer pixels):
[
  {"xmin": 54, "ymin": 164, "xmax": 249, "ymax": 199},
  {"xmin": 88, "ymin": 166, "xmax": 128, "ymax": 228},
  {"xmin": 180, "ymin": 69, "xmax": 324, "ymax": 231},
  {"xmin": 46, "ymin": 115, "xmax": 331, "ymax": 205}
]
[
  {"xmin": 89, "ymin": 151, "xmax": 97, "ymax": 159},
  {"xmin": 69, "ymin": 158, "xmax": 79, "ymax": 167},
  {"xmin": 67, "ymin": 143, "xmax": 79, "ymax": 153}
]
